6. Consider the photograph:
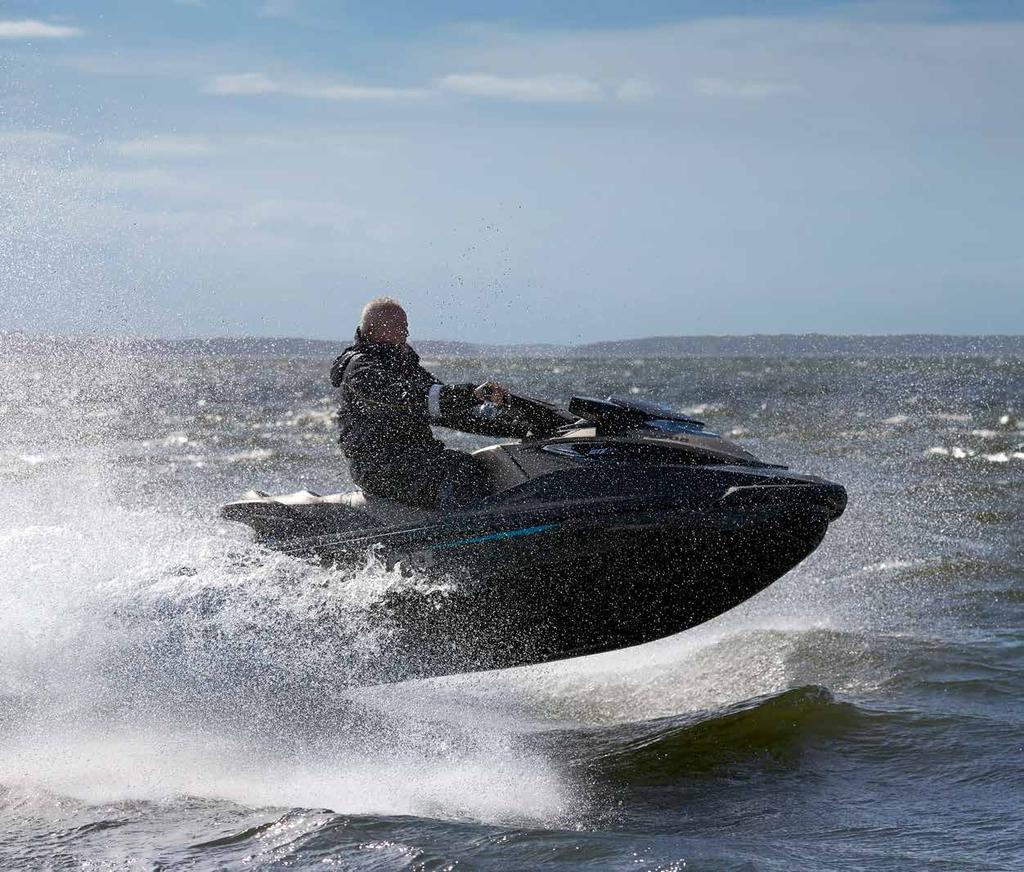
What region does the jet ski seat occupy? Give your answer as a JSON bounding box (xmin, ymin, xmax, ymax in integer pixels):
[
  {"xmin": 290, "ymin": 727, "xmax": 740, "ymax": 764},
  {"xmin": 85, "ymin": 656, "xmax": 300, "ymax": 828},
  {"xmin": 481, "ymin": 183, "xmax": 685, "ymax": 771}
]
[
  {"xmin": 234, "ymin": 445, "xmax": 530, "ymax": 527},
  {"xmin": 340, "ymin": 491, "xmax": 439, "ymax": 525},
  {"xmin": 238, "ymin": 488, "xmax": 437, "ymax": 525}
]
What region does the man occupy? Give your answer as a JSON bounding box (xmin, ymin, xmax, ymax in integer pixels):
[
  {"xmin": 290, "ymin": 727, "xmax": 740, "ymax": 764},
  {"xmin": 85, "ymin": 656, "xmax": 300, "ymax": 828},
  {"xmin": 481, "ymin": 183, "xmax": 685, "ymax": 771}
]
[{"xmin": 330, "ymin": 297, "xmax": 509, "ymax": 509}]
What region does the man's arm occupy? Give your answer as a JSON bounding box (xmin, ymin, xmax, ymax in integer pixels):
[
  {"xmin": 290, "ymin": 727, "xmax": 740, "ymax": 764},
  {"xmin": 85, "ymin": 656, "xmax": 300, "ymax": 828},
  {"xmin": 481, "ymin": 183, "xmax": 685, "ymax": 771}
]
[
  {"xmin": 420, "ymin": 367, "xmax": 515, "ymax": 434},
  {"xmin": 343, "ymin": 354, "xmax": 433, "ymax": 421},
  {"xmin": 342, "ymin": 353, "xmax": 480, "ymax": 428},
  {"xmin": 421, "ymin": 374, "xmax": 479, "ymax": 428}
]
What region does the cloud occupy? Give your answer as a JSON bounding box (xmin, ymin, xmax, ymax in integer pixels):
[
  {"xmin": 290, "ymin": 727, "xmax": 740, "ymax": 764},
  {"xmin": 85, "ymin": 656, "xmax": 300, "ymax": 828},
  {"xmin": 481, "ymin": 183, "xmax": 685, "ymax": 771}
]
[
  {"xmin": 0, "ymin": 18, "xmax": 82, "ymax": 38},
  {"xmin": 205, "ymin": 73, "xmax": 280, "ymax": 96},
  {"xmin": 60, "ymin": 49, "xmax": 221, "ymax": 77},
  {"xmin": 114, "ymin": 136, "xmax": 215, "ymax": 159},
  {"xmin": 204, "ymin": 72, "xmax": 429, "ymax": 101},
  {"xmin": 615, "ymin": 78, "xmax": 656, "ymax": 102},
  {"xmin": 302, "ymin": 82, "xmax": 431, "ymax": 101},
  {"xmin": 78, "ymin": 166, "xmax": 186, "ymax": 194},
  {"xmin": 208, "ymin": 69, "xmax": 603, "ymax": 105},
  {"xmin": 258, "ymin": 0, "xmax": 300, "ymax": 18},
  {"xmin": 0, "ymin": 130, "xmax": 75, "ymax": 149},
  {"xmin": 691, "ymin": 77, "xmax": 802, "ymax": 100},
  {"xmin": 437, "ymin": 72, "xmax": 602, "ymax": 102}
]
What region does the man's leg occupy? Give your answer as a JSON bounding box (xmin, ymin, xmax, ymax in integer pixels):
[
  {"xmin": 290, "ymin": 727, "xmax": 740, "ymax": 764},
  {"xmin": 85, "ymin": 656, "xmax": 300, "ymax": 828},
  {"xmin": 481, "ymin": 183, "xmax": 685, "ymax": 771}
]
[
  {"xmin": 434, "ymin": 449, "xmax": 491, "ymax": 509},
  {"xmin": 351, "ymin": 448, "xmax": 489, "ymax": 509},
  {"xmin": 349, "ymin": 450, "xmax": 437, "ymax": 508}
]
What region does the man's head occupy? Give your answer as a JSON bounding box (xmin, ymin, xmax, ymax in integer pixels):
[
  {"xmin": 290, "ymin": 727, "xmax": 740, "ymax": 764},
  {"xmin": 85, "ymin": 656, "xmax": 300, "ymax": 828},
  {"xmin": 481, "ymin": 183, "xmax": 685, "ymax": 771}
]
[{"xmin": 360, "ymin": 297, "xmax": 409, "ymax": 345}]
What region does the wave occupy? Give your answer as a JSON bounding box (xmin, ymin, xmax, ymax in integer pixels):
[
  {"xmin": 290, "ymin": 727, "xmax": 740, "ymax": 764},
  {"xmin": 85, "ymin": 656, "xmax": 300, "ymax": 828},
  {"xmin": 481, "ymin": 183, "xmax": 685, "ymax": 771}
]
[
  {"xmin": 2, "ymin": 344, "xmax": 1020, "ymax": 853},
  {"xmin": 0, "ymin": 476, "xmax": 575, "ymax": 824},
  {"xmin": 567, "ymin": 686, "xmax": 857, "ymax": 783},
  {"xmin": 927, "ymin": 445, "xmax": 1024, "ymax": 463},
  {"xmin": 0, "ymin": 451, "xmax": 66, "ymax": 477},
  {"xmin": 539, "ymin": 678, "xmax": 1024, "ymax": 793}
]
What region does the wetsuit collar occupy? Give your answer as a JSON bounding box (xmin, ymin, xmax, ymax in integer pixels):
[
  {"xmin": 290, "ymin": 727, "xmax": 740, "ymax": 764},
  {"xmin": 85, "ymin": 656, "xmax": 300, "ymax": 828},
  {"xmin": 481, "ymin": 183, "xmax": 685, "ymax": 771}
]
[{"xmin": 351, "ymin": 327, "xmax": 419, "ymax": 365}]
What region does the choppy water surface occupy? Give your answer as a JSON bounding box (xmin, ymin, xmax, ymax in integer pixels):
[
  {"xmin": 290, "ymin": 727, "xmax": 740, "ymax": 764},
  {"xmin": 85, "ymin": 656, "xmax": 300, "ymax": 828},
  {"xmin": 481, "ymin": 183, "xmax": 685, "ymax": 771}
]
[{"xmin": 0, "ymin": 340, "xmax": 1021, "ymax": 870}]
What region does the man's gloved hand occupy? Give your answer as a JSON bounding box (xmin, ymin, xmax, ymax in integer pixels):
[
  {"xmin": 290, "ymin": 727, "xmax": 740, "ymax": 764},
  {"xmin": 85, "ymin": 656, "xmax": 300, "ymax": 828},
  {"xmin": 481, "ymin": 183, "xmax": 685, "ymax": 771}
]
[{"xmin": 473, "ymin": 381, "xmax": 510, "ymax": 406}]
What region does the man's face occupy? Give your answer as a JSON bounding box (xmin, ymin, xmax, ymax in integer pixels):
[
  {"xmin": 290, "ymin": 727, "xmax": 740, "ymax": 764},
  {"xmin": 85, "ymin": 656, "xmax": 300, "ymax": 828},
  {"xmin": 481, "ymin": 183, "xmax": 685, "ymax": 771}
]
[{"xmin": 373, "ymin": 306, "xmax": 409, "ymax": 345}]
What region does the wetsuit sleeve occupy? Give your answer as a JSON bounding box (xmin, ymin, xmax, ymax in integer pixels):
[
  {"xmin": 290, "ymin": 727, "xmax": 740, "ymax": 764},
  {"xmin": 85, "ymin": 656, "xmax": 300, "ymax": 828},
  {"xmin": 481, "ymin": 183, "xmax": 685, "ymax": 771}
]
[
  {"xmin": 415, "ymin": 362, "xmax": 480, "ymax": 428},
  {"xmin": 428, "ymin": 382, "xmax": 479, "ymax": 425}
]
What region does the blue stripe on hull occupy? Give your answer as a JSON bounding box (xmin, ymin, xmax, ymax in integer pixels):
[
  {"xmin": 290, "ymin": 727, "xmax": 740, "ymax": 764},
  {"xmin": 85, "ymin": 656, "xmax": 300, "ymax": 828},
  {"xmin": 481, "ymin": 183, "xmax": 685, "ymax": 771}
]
[{"xmin": 433, "ymin": 523, "xmax": 559, "ymax": 550}]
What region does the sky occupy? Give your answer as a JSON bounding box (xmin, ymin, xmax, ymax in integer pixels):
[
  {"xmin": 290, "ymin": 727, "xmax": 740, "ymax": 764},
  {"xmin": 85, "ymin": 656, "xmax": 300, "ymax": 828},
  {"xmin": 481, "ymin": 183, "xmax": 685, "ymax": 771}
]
[{"xmin": 1, "ymin": 1, "xmax": 1022, "ymax": 343}]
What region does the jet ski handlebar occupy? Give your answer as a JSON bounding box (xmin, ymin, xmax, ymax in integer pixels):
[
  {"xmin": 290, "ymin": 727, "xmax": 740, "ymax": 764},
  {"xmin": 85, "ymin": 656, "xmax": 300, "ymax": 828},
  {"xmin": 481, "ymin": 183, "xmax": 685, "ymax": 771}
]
[
  {"xmin": 453, "ymin": 393, "xmax": 707, "ymax": 440},
  {"xmin": 447, "ymin": 393, "xmax": 576, "ymax": 439}
]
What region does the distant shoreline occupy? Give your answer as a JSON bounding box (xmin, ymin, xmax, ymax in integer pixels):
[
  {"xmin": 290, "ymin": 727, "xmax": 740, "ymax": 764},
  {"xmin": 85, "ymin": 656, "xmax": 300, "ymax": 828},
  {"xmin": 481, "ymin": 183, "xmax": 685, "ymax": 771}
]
[{"xmin": 3, "ymin": 333, "xmax": 1022, "ymax": 357}]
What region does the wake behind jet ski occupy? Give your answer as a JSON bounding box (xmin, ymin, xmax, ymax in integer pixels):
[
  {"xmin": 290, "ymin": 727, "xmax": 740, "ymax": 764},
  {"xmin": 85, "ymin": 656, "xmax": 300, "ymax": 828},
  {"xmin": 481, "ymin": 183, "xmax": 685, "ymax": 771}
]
[{"xmin": 222, "ymin": 392, "xmax": 846, "ymax": 685}]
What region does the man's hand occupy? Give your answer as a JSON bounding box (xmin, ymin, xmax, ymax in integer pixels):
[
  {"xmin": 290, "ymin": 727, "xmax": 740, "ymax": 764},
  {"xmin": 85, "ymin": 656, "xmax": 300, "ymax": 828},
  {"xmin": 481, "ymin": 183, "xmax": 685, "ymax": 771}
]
[{"xmin": 473, "ymin": 381, "xmax": 510, "ymax": 406}]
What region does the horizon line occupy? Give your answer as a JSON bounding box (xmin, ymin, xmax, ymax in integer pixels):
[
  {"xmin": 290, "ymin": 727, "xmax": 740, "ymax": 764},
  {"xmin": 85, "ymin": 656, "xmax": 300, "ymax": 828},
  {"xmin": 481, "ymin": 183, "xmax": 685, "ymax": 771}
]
[{"xmin": 3, "ymin": 330, "xmax": 1024, "ymax": 346}]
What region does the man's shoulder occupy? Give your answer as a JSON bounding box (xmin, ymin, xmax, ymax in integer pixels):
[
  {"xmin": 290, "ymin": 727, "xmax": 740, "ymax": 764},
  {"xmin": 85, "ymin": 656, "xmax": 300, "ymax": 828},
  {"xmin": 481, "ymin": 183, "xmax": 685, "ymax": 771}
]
[
  {"xmin": 330, "ymin": 345, "xmax": 369, "ymax": 386},
  {"xmin": 335, "ymin": 344, "xmax": 409, "ymax": 380}
]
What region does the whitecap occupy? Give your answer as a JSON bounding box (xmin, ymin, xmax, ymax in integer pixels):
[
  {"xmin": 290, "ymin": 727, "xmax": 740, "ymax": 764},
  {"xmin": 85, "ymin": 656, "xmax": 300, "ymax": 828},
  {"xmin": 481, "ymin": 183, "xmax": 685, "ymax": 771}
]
[
  {"xmin": 19, "ymin": 454, "xmax": 55, "ymax": 466},
  {"xmin": 223, "ymin": 448, "xmax": 275, "ymax": 463},
  {"xmin": 925, "ymin": 446, "xmax": 976, "ymax": 459},
  {"xmin": 683, "ymin": 402, "xmax": 722, "ymax": 416},
  {"xmin": 859, "ymin": 558, "xmax": 922, "ymax": 573},
  {"xmin": 289, "ymin": 409, "xmax": 334, "ymax": 429},
  {"xmin": 0, "ymin": 453, "xmax": 61, "ymax": 474}
]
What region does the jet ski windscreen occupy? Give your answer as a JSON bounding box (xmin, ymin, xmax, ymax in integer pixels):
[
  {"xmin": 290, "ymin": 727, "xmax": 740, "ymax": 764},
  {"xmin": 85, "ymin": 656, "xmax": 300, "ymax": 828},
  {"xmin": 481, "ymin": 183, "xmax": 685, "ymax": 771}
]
[{"xmin": 568, "ymin": 396, "xmax": 705, "ymax": 434}]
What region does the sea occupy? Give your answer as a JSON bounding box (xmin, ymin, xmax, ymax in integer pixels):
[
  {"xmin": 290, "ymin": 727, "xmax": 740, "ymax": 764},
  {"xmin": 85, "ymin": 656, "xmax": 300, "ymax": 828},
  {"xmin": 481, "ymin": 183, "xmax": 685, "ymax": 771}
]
[{"xmin": 0, "ymin": 336, "xmax": 1021, "ymax": 871}]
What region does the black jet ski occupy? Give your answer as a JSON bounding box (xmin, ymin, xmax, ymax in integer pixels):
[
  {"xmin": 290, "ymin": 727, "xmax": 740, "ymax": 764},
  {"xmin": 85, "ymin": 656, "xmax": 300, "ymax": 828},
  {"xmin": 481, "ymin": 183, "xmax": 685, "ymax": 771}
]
[{"xmin": 221, "ymin": 394, "xmax": 846, "ymax": 683}]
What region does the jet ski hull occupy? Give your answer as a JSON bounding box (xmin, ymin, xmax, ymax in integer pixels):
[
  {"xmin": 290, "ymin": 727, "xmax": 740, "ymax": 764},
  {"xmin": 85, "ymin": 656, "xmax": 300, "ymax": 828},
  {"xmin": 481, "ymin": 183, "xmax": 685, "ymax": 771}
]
[
  {"xmin": 231, "ymin": 489, "xmax": 838, "ymax": 684},
  {"xmin": 379, "ymin": 505, "xmax": 829, "ymax": 683}
]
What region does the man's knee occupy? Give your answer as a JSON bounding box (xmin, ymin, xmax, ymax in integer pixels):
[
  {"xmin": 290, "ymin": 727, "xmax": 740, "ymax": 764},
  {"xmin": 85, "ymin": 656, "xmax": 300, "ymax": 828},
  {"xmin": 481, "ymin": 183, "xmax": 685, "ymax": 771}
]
[
  {"xmin": 350, "ymin": 449, "xmax": 489, "ymax": 509},
  {"xmin": 436, "ymin": 451, "xmax": 490, "ymax": 509}
]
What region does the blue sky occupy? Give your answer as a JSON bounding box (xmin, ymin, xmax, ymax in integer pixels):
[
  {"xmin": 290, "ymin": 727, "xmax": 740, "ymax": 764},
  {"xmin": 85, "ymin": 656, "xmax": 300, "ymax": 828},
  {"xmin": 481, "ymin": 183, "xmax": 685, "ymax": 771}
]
[{"xmin": 2, "ymin": 1, "xmax": 1022, "ymax": 342}]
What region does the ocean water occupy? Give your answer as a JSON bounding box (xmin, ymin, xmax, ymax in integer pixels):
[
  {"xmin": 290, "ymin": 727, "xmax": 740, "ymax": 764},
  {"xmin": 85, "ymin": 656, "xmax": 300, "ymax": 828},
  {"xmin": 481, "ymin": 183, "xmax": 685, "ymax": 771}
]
[{"xmin": 0, "ymin": 340, "xmax": 1021, "ymax": 870}]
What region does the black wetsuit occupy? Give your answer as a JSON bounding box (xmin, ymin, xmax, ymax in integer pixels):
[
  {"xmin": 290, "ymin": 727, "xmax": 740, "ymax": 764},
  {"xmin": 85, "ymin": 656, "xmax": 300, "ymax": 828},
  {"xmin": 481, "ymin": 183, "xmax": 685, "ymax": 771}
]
[{"xmin": 330, "ymin": 330, "xmax": 489, "ymax": 508}]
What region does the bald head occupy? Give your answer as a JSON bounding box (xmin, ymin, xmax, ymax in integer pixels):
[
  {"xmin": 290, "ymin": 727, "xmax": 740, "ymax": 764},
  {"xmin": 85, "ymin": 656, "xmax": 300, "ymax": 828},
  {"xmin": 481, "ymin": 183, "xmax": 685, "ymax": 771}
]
[{"xmin": 360, "ymin": 297, "xmax": 409, "ymax": 345}]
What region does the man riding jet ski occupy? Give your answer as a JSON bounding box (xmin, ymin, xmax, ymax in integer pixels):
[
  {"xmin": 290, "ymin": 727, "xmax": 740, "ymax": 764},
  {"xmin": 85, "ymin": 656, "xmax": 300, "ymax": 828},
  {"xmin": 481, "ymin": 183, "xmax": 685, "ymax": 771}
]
[
  {"xmin": 330, "ymin": 296, "xmax": 513, "ymax": 509},
  {"xmin": 222, "ymin": 301, "xmax": 846, "ymax": 685}
]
